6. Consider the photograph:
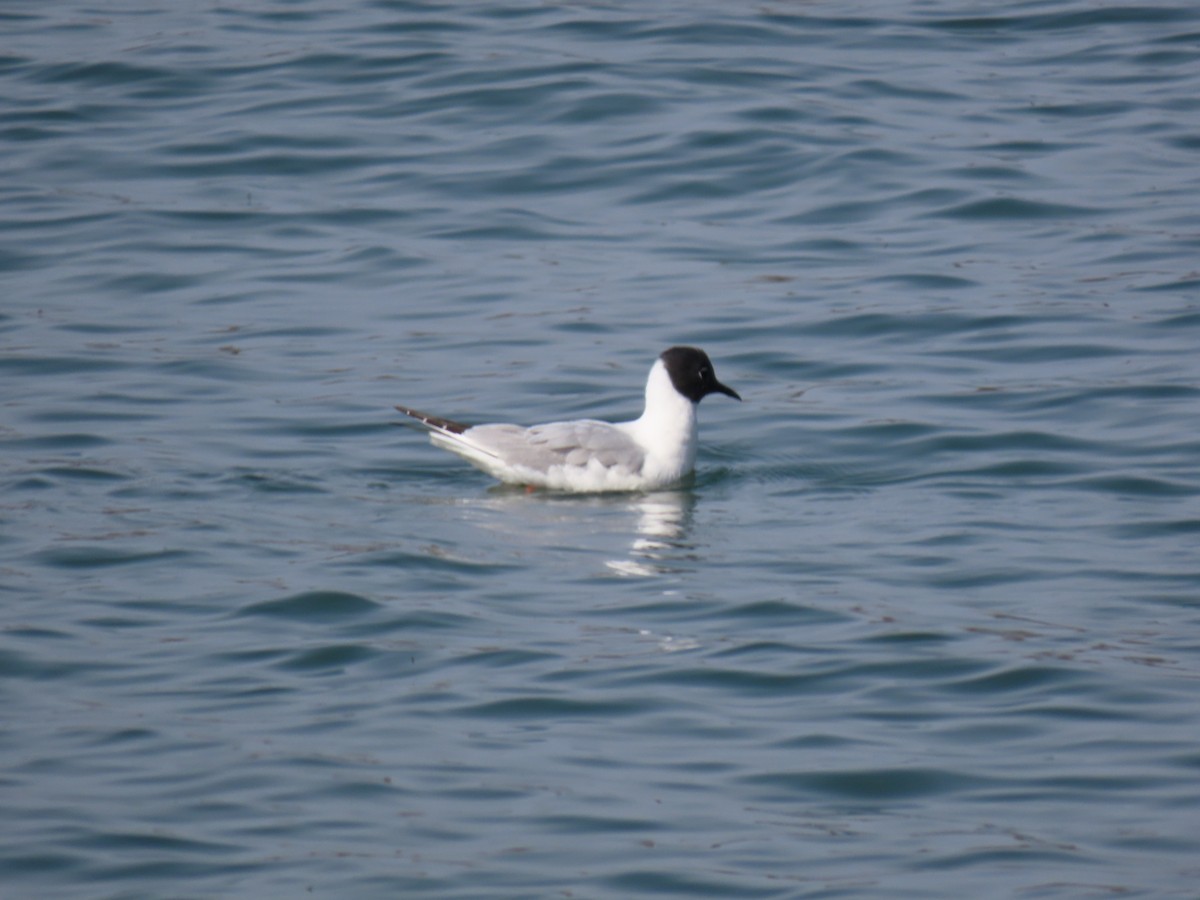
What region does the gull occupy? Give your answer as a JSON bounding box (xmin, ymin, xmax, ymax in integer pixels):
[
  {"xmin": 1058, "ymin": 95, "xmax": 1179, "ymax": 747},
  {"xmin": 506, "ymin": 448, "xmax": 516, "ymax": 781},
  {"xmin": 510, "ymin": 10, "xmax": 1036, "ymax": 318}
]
[{"xmin": 395, "ymin": 346, "xmax": 740, "ymax": 492}]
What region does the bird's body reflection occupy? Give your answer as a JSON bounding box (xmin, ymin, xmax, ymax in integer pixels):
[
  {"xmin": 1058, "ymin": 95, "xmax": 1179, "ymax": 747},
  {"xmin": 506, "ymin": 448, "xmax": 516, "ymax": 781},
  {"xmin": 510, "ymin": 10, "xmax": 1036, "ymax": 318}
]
[
  {"xmin": 604, "ymin": 490, "xmax": 695, "ymax": 577},
  {"xmin": 444, "ymin": 487, "xmax": 704, "ymax": 652},
  {"xmin": 460, "ymin": 486, "xmax": 698, "ymax": 578}
]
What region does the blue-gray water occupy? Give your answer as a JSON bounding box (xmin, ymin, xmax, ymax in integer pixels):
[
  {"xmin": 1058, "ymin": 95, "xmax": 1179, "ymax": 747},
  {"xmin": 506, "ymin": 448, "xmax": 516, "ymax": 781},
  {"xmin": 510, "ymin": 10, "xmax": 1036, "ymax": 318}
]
[{"xmin": 3, "ymin": 2, "xmax": 1199, "ymax": 897}]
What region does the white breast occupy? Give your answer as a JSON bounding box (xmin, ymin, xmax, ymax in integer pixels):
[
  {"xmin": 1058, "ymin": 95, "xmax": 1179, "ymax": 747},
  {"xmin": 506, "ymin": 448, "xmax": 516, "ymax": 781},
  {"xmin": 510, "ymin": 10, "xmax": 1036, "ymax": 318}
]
[{"xmin": 618, "ymin": 360, "xmax": 698, "ymax": 488}]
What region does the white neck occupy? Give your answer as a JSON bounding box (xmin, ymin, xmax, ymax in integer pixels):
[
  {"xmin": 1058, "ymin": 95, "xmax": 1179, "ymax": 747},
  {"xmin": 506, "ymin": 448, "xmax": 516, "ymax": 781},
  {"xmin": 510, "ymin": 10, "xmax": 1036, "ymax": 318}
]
[{"xmin": 621, "ymin": 359, "xmax": 698, "ymax": 482}]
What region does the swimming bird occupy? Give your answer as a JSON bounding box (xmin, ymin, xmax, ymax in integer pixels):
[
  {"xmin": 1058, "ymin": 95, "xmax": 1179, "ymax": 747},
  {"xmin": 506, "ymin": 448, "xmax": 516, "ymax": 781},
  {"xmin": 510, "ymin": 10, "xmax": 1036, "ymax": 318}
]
[{"xmin": 395, "ymin": 346, "xmax": 740, "ymax": 492}]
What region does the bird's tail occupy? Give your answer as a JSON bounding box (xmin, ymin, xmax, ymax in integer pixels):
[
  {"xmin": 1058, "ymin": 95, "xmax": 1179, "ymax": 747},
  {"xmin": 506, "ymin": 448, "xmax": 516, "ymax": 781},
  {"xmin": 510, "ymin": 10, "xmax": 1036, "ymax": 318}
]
[
  {"xmin": 394, "ymin": 405, "xmax": 470, "ymax": 436},
  {"xmin": 395, "ymin": 404, "xmax": 506, "ymax": 474}
]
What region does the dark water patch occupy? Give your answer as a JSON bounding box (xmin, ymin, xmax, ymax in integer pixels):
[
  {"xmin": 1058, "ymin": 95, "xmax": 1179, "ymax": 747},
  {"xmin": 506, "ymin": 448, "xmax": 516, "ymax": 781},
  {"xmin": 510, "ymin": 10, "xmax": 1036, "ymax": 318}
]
[
  {"xmin": 396, "ymin": 80, "xmax": 595, "ymax": 126},
  {"xmin": 0, "ymin": 50, "xmax": 30, "ymax": 72},
  {"xmin": 215, "ymin": 323, "xmax": 351, "ymax": 341},
  {"xmin": 146, "ymin": 208, "xmax": 276, "ymax": 230},
  {"xmin": 781, "ymin": 197, "xmax": 907, "ymax": 226},
  {"xmin": 828, "ymin": 145, "xmax": 924, "ymax": 169},
  {"xmin": 207, "ymin": 645, "xmax": 293, "ymax": 668},
  {"xmin": 0, "ymin": 626, "xmax": 70, "ymax": 642},
  {"xmin": 842, "ymin": 419, "xmax": 942, "ymax": 443},
  {"xmin": 96, "ymin": 266, "xmax": 201, "ymax": 292},
  {"xmin": 743, "ymin": 766, "xmax": 983, "ymax": 801},
  {"xmin": 152, "ymin": 357, "xmax": 264, "ymax": 383},
  {"xmin": 33, "ymin": 60, "xmax": 186, "ymax": 90},
  {"xmin": 236, "ymin": 590, "xmax": 381, "ymax": 622},
  {"xmin": 936, "ymin": 458, "xmax": 1090, "ymax": 481},
  {"xmin": 930, "ymin": 197, "xmax": 1107, "ymax": 221},
  {"xmin": 578, "ymin": 595, "xmax": 724, "ymax": 621},
  {"xmin": 456, "ymin": 647, "xmax": 562, "ymax": 669},
  {"xmin": 288, "ymin": 205, "xmax": 433, "ymax": 231},
  {"xmin": 1148, "ymin": 310, "xmax": 1200, "ymax": 331},
  {"xmin": 32, "ymin": 545, "xmax": 191, "ymax": 570},
  {"xmin": 1162, "ymin": 133, "xmax": 1200, "ymax": 152},
  {"xmin": 869, "ymin": 273, "xmax": 979, "ymax": 290},
  {"xmin": 0, "ymin": 851, "xmax": 88, "ymax": 883},
  {"xmin": 775, "ymin": 732, "xmax": 873, "ymax": 751},
  {"xmin": 926, "ymin": 6, "xmax": 1196, "ymax": 33},
  {"xmin": 1010, "ymin": 772, "xmax": 1175, "ymax": 797},
  {"xmin": 1022, "ymin": 101, "xmax": 1135, "ymax": 121},
  {"xmin": 35, "ymin": 464, "xmax": 129, "ymax": 482},
  {"xmin": 623, "ymin": 178, "xmax": 734, "ymax": 206},
  {"xmin": 221, "ymin": 470, "xmax": 326, "ymax": 494},
  {"xmin": 958, "ymin": 381, "xmax": 1200, "ymax": 412},
  {"xmin": 932, "ymin": 721, "xmax": 1046, "ymax": 746},
  {"xmin": 852, "ymin": 656, "xmax": 994, "ymax": 685},
  {"xmin": 946, "ymin": 664, "xmax": 1092, "ymax": 698},
  {"xmin": 1137, "ymin": 46, "xmax": 1200, "ymax": 69},
  {"xmin": 553, "ymin": 91, "xmax": 664, "ymax": 124},
  {"xmin": 968, "ymin": 139, "xmax": 1089, "ymax": 157},
  {"xmin": 864, "ymin": 630, "xmax": 959, "ymax": 647},
  {"xmin": 678, "ymin": 63, "xmax": 801, "ymax": 94},
  {"xmin": 1137, "ymin": 275, "xmax": 1200, "ymax": 293},
  {"xmin": 78, "ymin": 829, "xmax": 239, "ymax": 857},
  {"xmin": 0, "ymin": 355, "xmax": 129, "ymax": 377},
  {"xmin": 740, "ymin": 454, "xmax": 867, "ymax": 490},
  {"xmin": 713, "ymin": 640, "xmax": 811, "ymax": 660},
  {"xmin": 739, "ymin": 103, "xmax": 816, "ymax": 126},
  {"xmin": 806, "ymin": 311, "xmax": 1031, "ymax": 342},
  {"xmin": 335, "ymin": 244, "xmax": 427, "ymax": 272},
  {"xmin": 163, "ymin": 133, "xmax": 358, "ymax": 160},
  {"xmin": 909, "ymin": 842, "xmax": 1088, "ymax": 875},
  {"xmin": 404, "ymin": 58, "xmax": 594, "ymax": 97},
  {"xmin": 276, "ymin": 643, "xmax": 377, "ymax": 673},
  {"xmin": 948, "ymin": 163, "xmax": 1041, "ymax": 183},
  {"xmin": 82, "ymin": 856, "xmax": 256, "ymax": 887},
  {"xmin": 848, "ymin": 77, "xmax": 964, "ymax": 103},
  {"xmin": 197, "ymin": 684, "xmax": 295, "ymax": 711},
  {"xmin": 256, "ymin": 417, "xmax": 395, "ymax": 440},
  {"xmin": 0, "ymin": 646, "xmax": 116, "ymax": 681},
  {"xmin": 460, "ymin": 695, "xmax": 657, "ymax": 720},
  {"xmin": 1063, "ymin": 474, "xmax": 1198, "ymax": 498},
  {"xmin": 541, "ymin": 16, "xmax": 652, "ymax": 42},
  {"xmin": 1110, "ymin": 517, "xmax": 1200, "ymax": 540},
  {"xmin": 535, "ymin": 813, "xmax": 656, "ymax": 834},
  {"xmin": 0, "ymin": 245, "xmax": 39, "ymax": 269},
  {"xmin": 926, "ymin": 568, "xmax": 1046, "ymax": 590},
  {"xmin": 435, "ymin": 783, "xmax": 534, "ymax": 804},
  {"xmin": 151, "ymin": 149, "xmax": 389, "ymax": 180},
  {"xmin": 712, "ymin": 598, "xmax": 852, "ymax": 627},
  {"xmin": 646, "ymin": 20, "xmax": 805, "ymax": 48},
  {"xmin": 625, "ymin": 666, "xmax": 836, "ymax": 697},
  {"xmin": 348, "ymin": 547, "xmax": 520, "ymax": 578},
  {"xmin": 602, "ymin": 869, "xmax": 777, "ymax": 898},
  {"xmin": 428, "ymin": 221, "xmax": 573, "ymax": 242},
  {"xmin": 899, "ymin": 428, "xmax": 1104, "ymax": 457}
]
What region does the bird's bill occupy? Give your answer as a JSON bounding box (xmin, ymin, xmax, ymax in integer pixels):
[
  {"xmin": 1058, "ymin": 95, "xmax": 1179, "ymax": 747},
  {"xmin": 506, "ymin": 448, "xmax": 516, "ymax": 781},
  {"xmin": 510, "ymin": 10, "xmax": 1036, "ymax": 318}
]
[{"xmin": 714, "ymin": 381, "xmax": 741, "ymax": 401}]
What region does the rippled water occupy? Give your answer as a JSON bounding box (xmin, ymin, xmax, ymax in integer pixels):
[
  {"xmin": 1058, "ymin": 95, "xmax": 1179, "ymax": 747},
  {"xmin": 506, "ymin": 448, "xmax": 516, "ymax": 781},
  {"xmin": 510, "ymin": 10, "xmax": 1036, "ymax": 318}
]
[{"xmin": 3, "ymin": 2, "xmax": 1200, "ymax": 897}]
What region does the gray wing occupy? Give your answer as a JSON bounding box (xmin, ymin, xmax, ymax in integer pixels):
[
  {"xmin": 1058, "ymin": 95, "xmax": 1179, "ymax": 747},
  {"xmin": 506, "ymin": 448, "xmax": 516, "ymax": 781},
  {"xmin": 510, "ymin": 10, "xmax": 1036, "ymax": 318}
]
[{"xmin": 468, "ymin": 419, "xmax": 644, "ymax": 473}]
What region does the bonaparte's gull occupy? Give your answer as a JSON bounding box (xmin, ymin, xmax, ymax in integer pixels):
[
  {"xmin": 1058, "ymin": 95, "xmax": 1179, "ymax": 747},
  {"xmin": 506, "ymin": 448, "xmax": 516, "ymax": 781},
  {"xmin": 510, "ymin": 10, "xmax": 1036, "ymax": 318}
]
[{"xmin": 395, "ymin": 346, "xmax": 740, "ymax": 492}]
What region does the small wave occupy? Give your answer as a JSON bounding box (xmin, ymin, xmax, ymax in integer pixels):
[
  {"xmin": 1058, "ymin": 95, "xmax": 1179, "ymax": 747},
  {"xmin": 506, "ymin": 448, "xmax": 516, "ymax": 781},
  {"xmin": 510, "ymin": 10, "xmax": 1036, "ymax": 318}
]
[{"xmin": 236, "ymin": 590, "xmax": 381, "ymax": 621}]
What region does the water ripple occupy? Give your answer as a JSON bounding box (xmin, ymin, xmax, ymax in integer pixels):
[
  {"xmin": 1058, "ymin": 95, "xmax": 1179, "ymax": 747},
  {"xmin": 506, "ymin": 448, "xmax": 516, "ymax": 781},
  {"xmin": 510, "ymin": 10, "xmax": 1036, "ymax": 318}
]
[{"xmin": 236, "ymin": 590, "xmax": 381, "ymax": 621}]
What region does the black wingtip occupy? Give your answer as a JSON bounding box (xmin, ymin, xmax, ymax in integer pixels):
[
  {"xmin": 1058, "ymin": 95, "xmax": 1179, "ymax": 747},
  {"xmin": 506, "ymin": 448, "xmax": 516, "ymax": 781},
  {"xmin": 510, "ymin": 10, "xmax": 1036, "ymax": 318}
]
[{"xmin": 394, "ymin": 405, "xmax": 470, "ymax": 435}]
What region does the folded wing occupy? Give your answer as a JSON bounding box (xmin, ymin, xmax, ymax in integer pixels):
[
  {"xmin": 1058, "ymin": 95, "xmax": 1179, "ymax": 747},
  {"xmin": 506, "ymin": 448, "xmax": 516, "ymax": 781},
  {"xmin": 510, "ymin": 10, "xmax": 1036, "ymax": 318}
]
[
  {"xmin": 470, "ymin": 419, "xmax": 644, "ymax": 475},
  {"xmin": 396, "ymin": 406, "xmax": 646, "ymax": 488}
]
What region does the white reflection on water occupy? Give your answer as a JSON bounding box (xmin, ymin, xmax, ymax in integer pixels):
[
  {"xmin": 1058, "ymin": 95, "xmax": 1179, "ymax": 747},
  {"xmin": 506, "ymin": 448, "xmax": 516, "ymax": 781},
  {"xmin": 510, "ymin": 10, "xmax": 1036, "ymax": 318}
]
[
  {"xmin": 605, "ymin": 490, "xmax": 694, "ymax": 578},
  {"xmin": 454, "ymin": 484, "xmax": 696, "ymax": 579}
]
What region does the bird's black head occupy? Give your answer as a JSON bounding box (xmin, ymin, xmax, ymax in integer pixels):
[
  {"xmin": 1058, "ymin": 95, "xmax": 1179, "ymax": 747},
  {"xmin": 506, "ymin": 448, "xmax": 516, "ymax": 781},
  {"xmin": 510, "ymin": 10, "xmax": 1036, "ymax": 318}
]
[{"xmin": 660, "ymin": 346, "xmax": 741, "ymax": 404}]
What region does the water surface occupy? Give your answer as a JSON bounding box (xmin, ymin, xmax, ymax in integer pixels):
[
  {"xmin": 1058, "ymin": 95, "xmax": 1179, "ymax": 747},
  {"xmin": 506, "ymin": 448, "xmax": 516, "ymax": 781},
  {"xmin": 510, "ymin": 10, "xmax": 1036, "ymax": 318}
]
[{"xmin": 3, "ymin": 1, "xmax": 1199, "ymax": 897}]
